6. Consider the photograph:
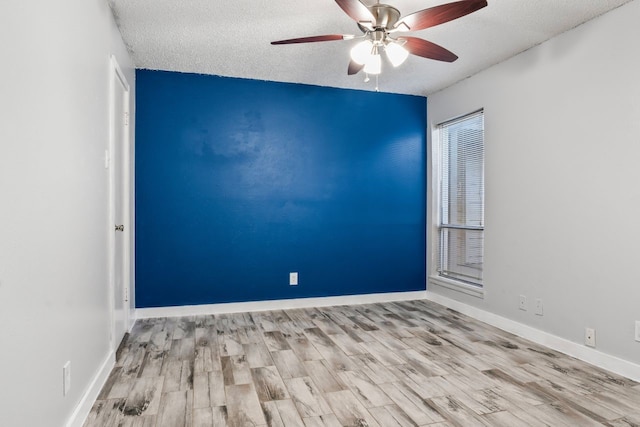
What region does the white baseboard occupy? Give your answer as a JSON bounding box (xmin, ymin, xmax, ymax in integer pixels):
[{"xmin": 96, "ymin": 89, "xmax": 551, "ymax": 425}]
[
  {"xmin": 135, "ymin": 290, "xmax": 428, "ymax": 319},
  {"xmin": 425, "ymin": 291, "xmax": 640, "ymax": 382},
  {"xmin": 65, "ymin": 350, "xmax": 115, "ymax": 427}
]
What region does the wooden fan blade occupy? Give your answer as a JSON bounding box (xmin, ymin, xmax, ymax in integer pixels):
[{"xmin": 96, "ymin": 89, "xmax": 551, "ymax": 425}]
[
  {"xmin": 271, "ymin": 35, "xmax": 350, "ymax": 45},
  {"xmin": 334, "ymin": 0, "xmax": 375, "ymax": 24},
  {"xmin": 348, "ymin": 60, "xmax": 364, "ymax": 75},
  {"xmin": 401, "ymin": 36, "xmax": 458, "ymax": 62},
  {"xmin": 396, "ymin": 0, "xmax": 487, "ymax": 31}
]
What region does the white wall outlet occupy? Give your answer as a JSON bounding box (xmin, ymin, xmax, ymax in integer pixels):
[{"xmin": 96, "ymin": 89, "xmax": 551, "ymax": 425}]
[
  {"xmin": 519, "ymin": 295, "xmax": 527, "ymax": 311},
  {"xmin": 534, "ymin": 298, "xmax": 543, "ymax": 316},
  {"xmin": 63, "ymin": 361, "xmax": 71, "ymax": 396},
  {"xmin": 635, "ymin": 321, "xmax": 640, "ymax": 342},
  {"xmin": 289, "ymin": 272, "xmax": 298, "ymax": 286},
  {"xmin": 585, "ymin": 328, "xmax": 596, "ymax": 347}
]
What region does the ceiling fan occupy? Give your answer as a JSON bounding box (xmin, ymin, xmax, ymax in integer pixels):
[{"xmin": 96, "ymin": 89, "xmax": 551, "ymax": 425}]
[{"xmin": 271, "ymin": 0, "xmax": 487, "ymax": 78}]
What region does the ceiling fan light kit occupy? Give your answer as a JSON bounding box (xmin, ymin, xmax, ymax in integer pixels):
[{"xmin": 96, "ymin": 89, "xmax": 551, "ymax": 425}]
[
  {"xmin": 271, "ymin": 0, "xmax": 488, "ymax": 86},
  {"xmin": 349, "ymin": 29, "xmax": 409, "ymax": 74}
]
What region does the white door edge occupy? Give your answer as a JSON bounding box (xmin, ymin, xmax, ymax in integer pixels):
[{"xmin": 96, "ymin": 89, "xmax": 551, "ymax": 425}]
[{"xmin": 108, "ymin": 54, "xmax": 132, "ymax": 351}]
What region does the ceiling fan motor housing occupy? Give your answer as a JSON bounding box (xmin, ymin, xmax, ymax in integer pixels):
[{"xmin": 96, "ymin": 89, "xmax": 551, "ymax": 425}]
[
  {"xmin": 358, "ymin": 3, "xmax": 401, "ymax": 32},
  {"xmin": 370, "ymin": 4, "xmax": 401, "ymax": 29}
]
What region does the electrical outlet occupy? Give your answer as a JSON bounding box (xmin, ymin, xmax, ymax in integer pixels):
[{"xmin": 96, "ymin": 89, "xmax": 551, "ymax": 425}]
[
  {"xmin": 63, "ymin": 361, "xmax": 71, "ymax": 396},
  {"xmin": 289, "ymin": 272, "xmax": 298, "ymax": 286},
  {"xmin": 519, "ymin": 295, "xmax": 527, "ymax": 311},
  {"xmin": 534, "ymin": 298, "xmax": 543, "ymax": 316},
  {"xmin": 635, "ymin": 321, "xmax": 640, "ymax": 342},
  {"xmin": 585, "ymin": 328, "xmax": 596, "ymax": 347}
]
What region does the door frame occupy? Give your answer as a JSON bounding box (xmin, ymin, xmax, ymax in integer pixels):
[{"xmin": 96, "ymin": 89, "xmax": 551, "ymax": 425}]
[{"xmin": 108, "ymin": 54, "xmax": 132, "ymax": 351}]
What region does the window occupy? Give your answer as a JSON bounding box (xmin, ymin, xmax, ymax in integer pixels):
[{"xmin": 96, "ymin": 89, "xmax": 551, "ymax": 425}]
[{"xmin": 436, "ymin": 111, "xmax": 484, "ymax": 287}]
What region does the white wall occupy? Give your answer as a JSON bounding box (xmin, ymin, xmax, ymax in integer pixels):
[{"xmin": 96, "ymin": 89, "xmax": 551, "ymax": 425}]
[
  {"xmin": 0, "ymin": 1, "xmax": 134, "ymax": 426},
  {"xmin": 427, "ymin": 0, "xmax": 640, "ymax": 366}
]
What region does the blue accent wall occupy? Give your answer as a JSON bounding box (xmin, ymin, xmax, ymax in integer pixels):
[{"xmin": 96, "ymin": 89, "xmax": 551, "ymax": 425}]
[{"xmin": 135, "ymin": 70, "xmax": 426, "ymax": 308}]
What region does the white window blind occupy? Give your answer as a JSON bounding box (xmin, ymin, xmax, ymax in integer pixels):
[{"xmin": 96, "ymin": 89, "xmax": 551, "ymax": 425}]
[{"xmin": 437, "ymin": 110, "xmax": 484, "ymax": 286}]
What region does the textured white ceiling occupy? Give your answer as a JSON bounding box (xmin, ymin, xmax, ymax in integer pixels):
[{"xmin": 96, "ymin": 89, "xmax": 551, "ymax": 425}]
[{"xmin": 109, "ymin": 0, "xmax": 633, "ymax": 96}]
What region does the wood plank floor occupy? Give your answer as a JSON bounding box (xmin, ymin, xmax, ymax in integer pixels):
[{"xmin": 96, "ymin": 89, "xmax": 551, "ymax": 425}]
[{"xmin": 84, "ymin": 299, "xmax": 640, "ymax": 426}]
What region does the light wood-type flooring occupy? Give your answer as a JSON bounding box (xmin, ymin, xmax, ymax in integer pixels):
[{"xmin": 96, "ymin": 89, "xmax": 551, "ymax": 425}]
[{"xmin": 84, "ymin": 299, "xmax": 640, "ymax": 426}]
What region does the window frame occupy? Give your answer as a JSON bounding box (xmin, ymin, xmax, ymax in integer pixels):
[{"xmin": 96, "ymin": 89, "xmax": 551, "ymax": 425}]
[{"xmin": 429, "ymin": 109, "xmax": 485, "ymax": 298}]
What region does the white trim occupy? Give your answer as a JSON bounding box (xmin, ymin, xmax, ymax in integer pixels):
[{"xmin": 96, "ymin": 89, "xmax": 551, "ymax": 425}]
[
  {"xmin": 427, "ymin": 122, "xmax": 441, "ymax": 284},
  {"xmin": 65, "ymin": 351, "xmax": 115, "ymax": 427},
  {"xmin": 135, "ymin": 291, "xmax": 428, "ymax": 319},
  {"xmin": 425, "ymin": 291, "xmax": 640, "ymax": 382},
  {"xmin": 110, "ymin": 56, "xmax": 130, "ymax": 92},
  {"xmin": 429, "ymin": 275, "xmax": 484, "ymax": 298}
]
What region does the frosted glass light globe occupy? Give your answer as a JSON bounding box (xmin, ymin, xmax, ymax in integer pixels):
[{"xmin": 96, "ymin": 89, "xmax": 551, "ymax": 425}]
[
  {"xmin": 350, "ymin": 40, "xmax": 373, "ymax": 65},
  {"xmin": 363, "ymin": 53, "xmax": 382, "ymax": 75},
  {"xmin": 385, "ymin": 41, "xmax": 409, "ymax": 67}
]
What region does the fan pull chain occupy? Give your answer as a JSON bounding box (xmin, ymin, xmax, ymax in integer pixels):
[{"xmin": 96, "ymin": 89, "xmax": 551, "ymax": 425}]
[{"xmin": 363, "ymin": 73, "xmax": 380, "ymax": 91}]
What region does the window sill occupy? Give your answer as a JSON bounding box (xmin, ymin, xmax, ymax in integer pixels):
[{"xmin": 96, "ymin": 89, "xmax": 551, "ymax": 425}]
[{"xmin": 428, "ymin": 275, "xmax": 485, "ymax": 299}]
